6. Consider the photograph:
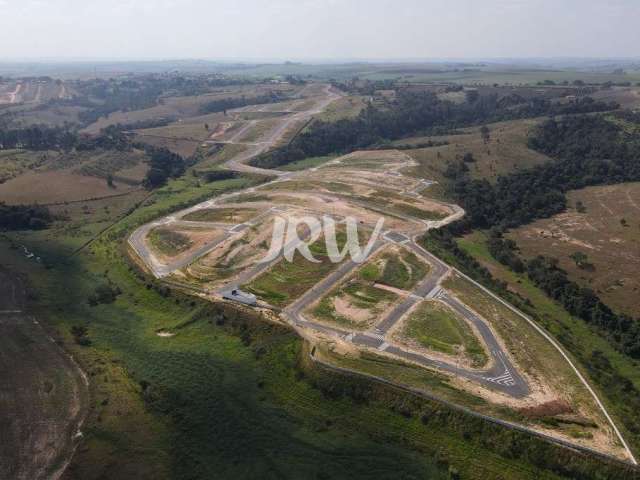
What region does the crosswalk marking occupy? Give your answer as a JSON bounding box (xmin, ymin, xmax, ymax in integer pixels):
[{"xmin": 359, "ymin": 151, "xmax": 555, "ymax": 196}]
[
  {"xmin": 426, "ymin": 287, "xmax": 441, "ymax": 299},
  {"xmin": 485, "ymin": 369, "xmax": 516, "ymax": 387},
  {"xmin": 367, "ymin": 329, "xmax": 385, "ymax": 341}
]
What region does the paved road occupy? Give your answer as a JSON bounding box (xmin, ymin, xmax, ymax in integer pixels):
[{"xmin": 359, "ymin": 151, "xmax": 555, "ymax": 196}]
[
  {"xmin": 128, "ymin": 83, "xmax": 529, "ymax": 398},
  {"xmin": 207, "ymin": 84, "xmax": 341, "ymax": 177},
  {"xmin": 282, "ymin": 236, "xmax": 529, "ymax": 398}
]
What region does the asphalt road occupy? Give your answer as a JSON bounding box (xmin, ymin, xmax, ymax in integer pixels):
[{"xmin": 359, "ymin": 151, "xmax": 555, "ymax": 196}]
[{"xmin": 128, "ymin": 84, "xmax": 529, "ymax": 398}]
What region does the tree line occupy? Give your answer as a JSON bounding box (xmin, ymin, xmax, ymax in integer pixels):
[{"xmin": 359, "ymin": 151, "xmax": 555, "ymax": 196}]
[
  {"xmin": 488, "ymin": 230, "xmax": 640, "ymax": 358},
  {"xmin": 439, "ymin": 114, "xmax": 640, "ymax": 361},
  {"xmin": 251, "ymin": 91, "xmax": 617, "ymax": 169},
  {"xmin": 0, "ymin": 203, "xmax": 52, "ymax": 230},
  {"xmin": 141, "ymin": 146, "xmax": 186, "ymax": 188},
  {"xmin": 447, "ymin": 115, "xmax": 640, "ymax": 230},
  {"xmin": 0, "ymin": 125, "xmax": 130, "ymax": 152}
]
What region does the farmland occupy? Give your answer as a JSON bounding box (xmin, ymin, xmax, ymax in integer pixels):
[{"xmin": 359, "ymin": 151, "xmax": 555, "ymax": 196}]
[{"xmin": 0, "ymin": 148, "xmax": 148, "ymax": 204}]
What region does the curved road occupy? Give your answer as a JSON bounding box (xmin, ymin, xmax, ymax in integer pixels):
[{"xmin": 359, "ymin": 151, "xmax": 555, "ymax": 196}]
[{"xmin": 127, "ymin": 83, "xmax": 637, "ymax": 463}]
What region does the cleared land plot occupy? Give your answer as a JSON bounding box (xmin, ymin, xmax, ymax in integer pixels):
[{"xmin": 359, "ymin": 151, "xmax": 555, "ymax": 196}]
[
  {"xmin": 181, "ymin": 207, "xmax": 258, "ymax": 224},
  {"xmin": 148, "ymin": 228, "xmax": 194, "ymax": 257},
  {"xmin": 146, "ymin": 226, "xmax": 226, "ymax": 263},
  {"xmin": 309, "ymin": 246, "xmax": 428, "ymax": 330},
  {"xmin": 278, "ymin": 155, "xmax": 336, "ymax": 172},
  {"xmin": 441, "ymin": 273, "xmax": 621, "ymax": 454},
  {"xmin": 235, "ymin": 118, "xmax": 281, "ymax": 143},
  {"xmin": 508, "ymin": 182, "xmax": 640, "ymax": 318},
  {"xmin": 396, "ymin": 300, "xmax": 488, "ymax": 367},
  {"xmin": 327, "ymin": 150, "xmax": 410, "ymax": 171},
  {"xmin": 404, "ymin": 119, "xmax": 554, "ymax": 183},
  {"xmin": 179, "ymin": 216, "xmax": 276, "ymax": 288},
  {"xmin": 245, "ymin": 232, "xmax": 351, "ymax": 308}
]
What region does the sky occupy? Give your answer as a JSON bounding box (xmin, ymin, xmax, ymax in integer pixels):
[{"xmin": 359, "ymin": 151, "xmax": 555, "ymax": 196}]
[{"xmin": 0, "ymin": 0, "xmax": 638, "ymax": 61}]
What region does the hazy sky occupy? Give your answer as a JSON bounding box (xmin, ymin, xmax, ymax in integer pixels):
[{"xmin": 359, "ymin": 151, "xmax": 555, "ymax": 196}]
[{"xmin": 0, "ymin": 0, "xmax": 638, "ymax": 60}]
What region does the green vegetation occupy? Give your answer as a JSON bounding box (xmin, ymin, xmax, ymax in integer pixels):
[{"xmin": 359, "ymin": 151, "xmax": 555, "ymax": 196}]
[
  {"xmin": 449, "ymin": 231, "xmax": 640, "ymax": 453},
  {"xmin": 251, "ymin": 90, "xmax": 615, "ymax": 169},
  {"xmin": 148, "ymin": 229, "xmax": 193, "ymax": 256},
  {"xmin": 393, "ymin": 202, "xmax": 447, "ymax": 220},
  {"xmin": 0, "ymin": 203, "xmax": 52, "ymax": 230},
  {"xmin": 182, "ymin": 207, "xmax": 256, "ymax": 223},
  {"xmin": 378, "ymin": 249, "xmax": 428, "ymax": 290},
  {"xmin": 310, "ymin": 248, "xmax": 428, "ymax": 330},
  {"xmin": 278, "ymin": 155, "xmax": 336, "ymax": 171},
  {"xmin": 403, "ymin": 301, "xmax": 487, "ymax": 366},
  {"xmin": 245, "ymin": 236, "xmax": 345, "ymax": 307},
  {"xmin": 313, "ymin": 280, "xmax": 398, "ymax": 329},
  {"xmin": 4, "ymin": 71, "xmax": 640, "ymax": 478}
]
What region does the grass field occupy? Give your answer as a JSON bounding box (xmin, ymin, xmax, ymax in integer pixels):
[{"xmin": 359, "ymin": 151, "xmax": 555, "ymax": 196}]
[
  {"xmin": 454, "ymin": 231, "xmax": 640, "ymax": 452},
  {"xmin": 314, "ymin": 95, "xmax": 367, "ymax": 122},
  {"xmin": 375, "ymin": 248, "xmax": 429, "ymax": 290},
  {"xmin": 400, "ymin": 300, "xmax": 488, "ymax": 366},
  {"xmin": 0, "ymin": 147, "xmax": 148, "ymax": 203},
  {"xmin": 405, "ymin": 118, "xmax": 554, "ymax": 184},
  {"xmin": 312, "ymin": 278, "xmax": 399, "ymax": 330},
  {"xmin": 0, "ymin": 169, "xmax": 140, "ymax": 204},
  {"xmin": 245, "ymin": 236, "xmax": 344, "ymax": 307},
  {"xmin": 182, "ymin": 207, "xmax": 257, "ymax": 223},
  {"xmin": 508, "ymin": 182, "xmax": 640, "ymax": 318},
  {"xmin": 148, "ymin": 228, "xmax": 193, "ymax": 257}
]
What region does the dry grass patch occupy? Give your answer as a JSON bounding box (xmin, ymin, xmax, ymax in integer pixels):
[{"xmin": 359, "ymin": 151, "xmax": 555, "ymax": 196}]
[
  {"xmin": 508, "ymin": 182, "xmax": 640, "ymax": 317},
  {"xmin": 405, "ymin": 118, "xmax": 553, "ymax": 183},
  {"xmin": 181, "ymin": 207, "xmax": 258, "ymax": 224}
]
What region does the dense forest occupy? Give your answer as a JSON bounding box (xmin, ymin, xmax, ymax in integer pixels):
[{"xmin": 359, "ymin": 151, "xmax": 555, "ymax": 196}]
[
  {"xmin": 142, "ymin": 147, "xmax": 186, "ymax": 188},
  {"xmin": 251, "ymin": 91, "xmax": 617, "ymax": 169},
  {"xmin": 0, "ymin": 203, "xmax": 52, "ymax": 230}
]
